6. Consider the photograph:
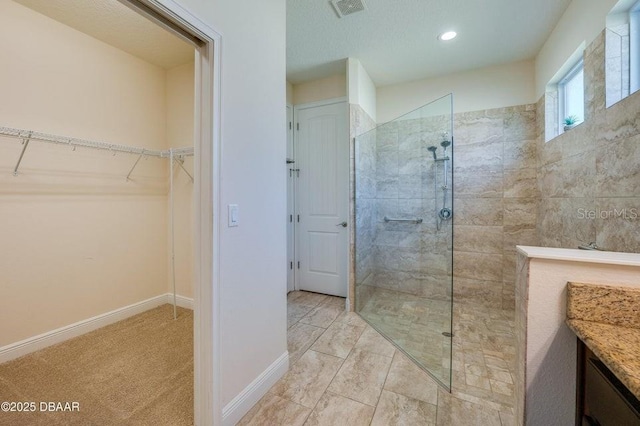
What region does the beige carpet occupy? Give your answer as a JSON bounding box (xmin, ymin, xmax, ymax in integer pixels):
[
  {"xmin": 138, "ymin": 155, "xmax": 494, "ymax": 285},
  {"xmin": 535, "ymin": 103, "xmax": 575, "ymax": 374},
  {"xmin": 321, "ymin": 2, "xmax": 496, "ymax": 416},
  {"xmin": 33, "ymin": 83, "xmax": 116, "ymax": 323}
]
[{"xmin": 0, "ymin": 304, "xmax": 193, "ymax": 426}]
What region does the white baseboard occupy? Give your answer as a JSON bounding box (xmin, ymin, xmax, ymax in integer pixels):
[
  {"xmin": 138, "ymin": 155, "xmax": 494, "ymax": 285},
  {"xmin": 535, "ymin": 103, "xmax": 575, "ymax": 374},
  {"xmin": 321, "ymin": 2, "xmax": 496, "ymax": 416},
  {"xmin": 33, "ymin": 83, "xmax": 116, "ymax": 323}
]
[
  {"xmin": 170, "ymin": 293, "xmax": 194, "ymax": 309},
  {"xmin": 222, "ymin": 351, "xmax": 290, "ymax": 426},
  {"xmin": 0, "ymin": 293, "xmax": 193, "ymax": 364}
]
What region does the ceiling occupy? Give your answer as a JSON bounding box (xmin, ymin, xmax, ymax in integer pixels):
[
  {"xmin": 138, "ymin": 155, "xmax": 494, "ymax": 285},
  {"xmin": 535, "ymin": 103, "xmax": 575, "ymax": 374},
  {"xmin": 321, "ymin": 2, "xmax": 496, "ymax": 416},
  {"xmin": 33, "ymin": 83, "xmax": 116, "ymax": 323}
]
[
  {"xmin": 14, "ymin": 0, "xmax": 194, "ymax": 69},
  {"xmin": 287, "ymin": 0, "xmax": 572, "ymax": 86},
  {"xmin": 15, "ymin": 0, "xmax": 572, "ymax": 84}
]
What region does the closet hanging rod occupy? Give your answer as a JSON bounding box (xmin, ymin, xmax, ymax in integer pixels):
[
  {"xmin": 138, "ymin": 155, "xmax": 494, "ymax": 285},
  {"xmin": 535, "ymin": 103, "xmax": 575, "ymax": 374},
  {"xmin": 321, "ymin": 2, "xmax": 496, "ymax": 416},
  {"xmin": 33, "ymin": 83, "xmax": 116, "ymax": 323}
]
[
  {"xmin": 0, "ymin": 126, "xmax": 194, "ymax": 158},
  {"xmin": 1, "ymin": 126, "xmax": 163, "ymax": 157}
]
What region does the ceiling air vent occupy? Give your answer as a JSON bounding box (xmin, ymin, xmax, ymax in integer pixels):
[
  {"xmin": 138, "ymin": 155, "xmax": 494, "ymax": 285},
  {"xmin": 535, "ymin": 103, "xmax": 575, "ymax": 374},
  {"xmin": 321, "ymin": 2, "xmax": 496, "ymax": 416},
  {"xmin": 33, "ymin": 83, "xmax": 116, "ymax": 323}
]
[{"xmin": 331, "ymin": 0, "xmax": 366, "ymax": 18}]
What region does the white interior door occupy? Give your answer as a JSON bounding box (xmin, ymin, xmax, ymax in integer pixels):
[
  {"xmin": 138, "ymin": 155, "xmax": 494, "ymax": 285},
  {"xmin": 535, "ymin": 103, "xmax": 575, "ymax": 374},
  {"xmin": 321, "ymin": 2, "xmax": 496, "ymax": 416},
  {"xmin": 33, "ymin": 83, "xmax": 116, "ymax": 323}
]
[
  {"xmin": 295, "ymin": 101, "xmax": 348, "ymax": 297},
  {"xmin": 286, "ymin": 105, "xmax": 295, "ymax": 293}
]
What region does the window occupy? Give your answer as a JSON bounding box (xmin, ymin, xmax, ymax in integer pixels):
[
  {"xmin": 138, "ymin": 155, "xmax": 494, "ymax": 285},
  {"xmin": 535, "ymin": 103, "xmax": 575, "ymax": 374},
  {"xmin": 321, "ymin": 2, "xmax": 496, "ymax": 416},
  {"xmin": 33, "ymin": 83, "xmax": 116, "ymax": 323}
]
[
  {"xmin": 630, "ymin": 0, "xmax": 640, "ymax": 93},
  {"xmin": 606, "ymin": 0, "xmax": 640, "ymax": 107},
  {"xmin": 558, "ymin": 59, "xmax": 584, "ymax": 131}
]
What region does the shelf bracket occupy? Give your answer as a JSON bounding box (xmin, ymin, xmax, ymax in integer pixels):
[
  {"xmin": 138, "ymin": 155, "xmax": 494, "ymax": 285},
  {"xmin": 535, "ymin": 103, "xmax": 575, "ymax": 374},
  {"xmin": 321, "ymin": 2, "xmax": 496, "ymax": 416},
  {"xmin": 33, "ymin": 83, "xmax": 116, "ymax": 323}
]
[
  {"xmin": 13, "ymin": 131, "xmax": 33, "ymax": 176},
  {"xmin": 174, "ymin": 157, "xmax": 194, "ymax": 183},
  {"xmin": 126, "ymin": 149, "xmax": 145, "ymax": 182}
]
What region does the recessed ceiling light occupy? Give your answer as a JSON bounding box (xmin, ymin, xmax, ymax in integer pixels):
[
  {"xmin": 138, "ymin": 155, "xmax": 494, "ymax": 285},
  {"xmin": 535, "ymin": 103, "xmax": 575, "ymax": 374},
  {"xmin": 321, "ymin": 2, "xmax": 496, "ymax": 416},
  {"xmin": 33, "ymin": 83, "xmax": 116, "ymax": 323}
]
[{"xmin": 439, "ymin": 31, "xmax": 457, "ymax": 41}]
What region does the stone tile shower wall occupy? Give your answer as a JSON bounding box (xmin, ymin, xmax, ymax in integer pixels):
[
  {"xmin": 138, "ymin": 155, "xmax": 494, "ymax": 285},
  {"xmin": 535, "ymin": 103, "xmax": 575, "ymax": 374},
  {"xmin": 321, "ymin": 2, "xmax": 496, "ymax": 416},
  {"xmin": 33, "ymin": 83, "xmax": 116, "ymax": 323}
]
[
  {"xmin": 351, "ymin": 104, "xmax": 377, "ymax": 311},
  {"xmin": 354, "ymin": 107, "xmax": 538, "ymax": 312},
  {"xmin": 358, "ymin": 115, "xmax": 454, "ymax": 302},
  {"xmin": 537, "ymin": 31, "xmax": 640, "ymax": 253},
  {"xmin": 453, "ymin": 105, "xmax": 539, "ymax": 311}
]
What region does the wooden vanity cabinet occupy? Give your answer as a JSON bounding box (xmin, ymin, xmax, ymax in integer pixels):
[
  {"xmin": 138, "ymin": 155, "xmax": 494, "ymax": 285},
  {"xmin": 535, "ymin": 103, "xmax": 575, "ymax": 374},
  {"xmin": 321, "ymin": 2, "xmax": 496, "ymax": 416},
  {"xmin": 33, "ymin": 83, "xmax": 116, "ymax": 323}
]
[{"xmin": 576, "ymin": 339, "xmax": 640, "ymax": 426}]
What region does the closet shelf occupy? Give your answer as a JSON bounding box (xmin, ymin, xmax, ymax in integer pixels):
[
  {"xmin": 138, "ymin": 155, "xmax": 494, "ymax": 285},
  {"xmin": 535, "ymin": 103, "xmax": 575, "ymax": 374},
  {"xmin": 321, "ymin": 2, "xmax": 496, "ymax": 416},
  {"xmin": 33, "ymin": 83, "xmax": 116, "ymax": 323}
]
[
  {"xmin": 0, "ymin": 126, "xmax": 193, "ymax": 158},
  {"xmin": 1, "ymin": 125, "xmax": 193, "ymax": 177}
]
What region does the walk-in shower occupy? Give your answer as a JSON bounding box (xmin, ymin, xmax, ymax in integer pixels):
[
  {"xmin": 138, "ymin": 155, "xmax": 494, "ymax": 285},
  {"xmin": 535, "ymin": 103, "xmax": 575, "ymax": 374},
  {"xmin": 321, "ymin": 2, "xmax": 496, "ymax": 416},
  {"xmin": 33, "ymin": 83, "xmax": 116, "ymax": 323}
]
[{"xmin": 354, "ymin": 94, "xmax": 454, "ymax": 389}]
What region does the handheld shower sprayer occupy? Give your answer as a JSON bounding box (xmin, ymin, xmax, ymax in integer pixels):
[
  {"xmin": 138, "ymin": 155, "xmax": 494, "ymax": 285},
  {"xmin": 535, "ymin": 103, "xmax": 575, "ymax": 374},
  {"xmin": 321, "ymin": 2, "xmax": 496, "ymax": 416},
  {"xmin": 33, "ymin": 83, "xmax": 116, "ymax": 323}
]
[
  {"xmin": 430, "ymin": 132, "xmax": 453, "ymax": 230},
  {"xmin": 427, "ymin": 146, "xmax": 438, "ymax": 161}
]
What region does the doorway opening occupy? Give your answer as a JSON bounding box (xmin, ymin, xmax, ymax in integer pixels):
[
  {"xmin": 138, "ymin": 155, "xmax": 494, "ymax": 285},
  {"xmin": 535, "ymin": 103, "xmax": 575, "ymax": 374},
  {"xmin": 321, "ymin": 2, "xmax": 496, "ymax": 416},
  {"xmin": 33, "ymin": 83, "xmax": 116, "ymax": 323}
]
[{"xmin": 0, "ymin": 0, "xmax": 221, "ymax": 423}]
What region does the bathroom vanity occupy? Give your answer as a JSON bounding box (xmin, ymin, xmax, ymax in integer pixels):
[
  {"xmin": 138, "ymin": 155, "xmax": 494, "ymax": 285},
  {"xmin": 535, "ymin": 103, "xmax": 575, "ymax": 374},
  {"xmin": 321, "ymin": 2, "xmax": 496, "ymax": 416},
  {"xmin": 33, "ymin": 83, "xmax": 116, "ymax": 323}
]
[
  {"xmin": 514, "ymin": 247, "xmax": 640, "ymax": 426},
  {"xmin": 566, "ymin": 282, "xmax": 640, "ymax": 425}
]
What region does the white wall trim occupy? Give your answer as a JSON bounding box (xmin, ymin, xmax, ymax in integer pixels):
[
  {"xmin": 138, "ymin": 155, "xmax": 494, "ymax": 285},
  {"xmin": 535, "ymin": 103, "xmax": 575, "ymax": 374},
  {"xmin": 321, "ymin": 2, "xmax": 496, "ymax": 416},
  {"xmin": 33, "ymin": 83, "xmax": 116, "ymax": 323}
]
[
  {"xmin": 222, "ymin": 351, "xmax": 290, "ymax": 426},
  {"xmin": 0, "ymin": 293, "xmax": 192, "ymax": 364}
]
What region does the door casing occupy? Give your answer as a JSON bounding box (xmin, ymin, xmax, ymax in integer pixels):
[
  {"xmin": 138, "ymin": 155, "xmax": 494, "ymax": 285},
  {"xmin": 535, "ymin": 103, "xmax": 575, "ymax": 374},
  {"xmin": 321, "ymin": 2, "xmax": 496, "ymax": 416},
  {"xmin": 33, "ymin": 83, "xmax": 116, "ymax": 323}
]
[
  {"xmin": 286, "ymin": 104, "xmax": 295, "ymax": 293},
  {"xmin": 120, "ymin": 1, "xmax": 222, "ymax": 424}
]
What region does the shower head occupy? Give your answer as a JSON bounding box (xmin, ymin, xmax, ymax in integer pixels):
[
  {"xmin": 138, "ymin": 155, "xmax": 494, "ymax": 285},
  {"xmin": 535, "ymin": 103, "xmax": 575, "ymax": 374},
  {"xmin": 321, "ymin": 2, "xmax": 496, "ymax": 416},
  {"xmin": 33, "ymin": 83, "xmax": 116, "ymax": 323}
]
[
  {"xmin": 427, "ymin": 146, "xmax": 438, "ymax": 160},
  {"xmin": 440, "ymin": 140, "xmax": 451, "ymax": 148}
]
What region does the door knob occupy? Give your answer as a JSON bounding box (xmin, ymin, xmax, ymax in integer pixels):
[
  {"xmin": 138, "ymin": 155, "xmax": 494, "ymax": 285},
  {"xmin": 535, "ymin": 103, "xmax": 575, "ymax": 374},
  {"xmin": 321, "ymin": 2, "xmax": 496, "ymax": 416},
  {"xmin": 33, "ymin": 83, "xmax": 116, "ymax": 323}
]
[{"xmin": 336, "ymin": 221, "xmax": 348, "ymax": 228}]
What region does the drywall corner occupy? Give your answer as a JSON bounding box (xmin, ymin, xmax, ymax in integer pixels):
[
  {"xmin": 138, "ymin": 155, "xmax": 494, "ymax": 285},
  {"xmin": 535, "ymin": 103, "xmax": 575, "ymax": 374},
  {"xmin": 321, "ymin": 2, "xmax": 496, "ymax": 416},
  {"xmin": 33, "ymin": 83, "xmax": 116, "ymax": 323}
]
[{"xmin": 347, "ymin": 58, "xmax": 377, "ymax": 122}]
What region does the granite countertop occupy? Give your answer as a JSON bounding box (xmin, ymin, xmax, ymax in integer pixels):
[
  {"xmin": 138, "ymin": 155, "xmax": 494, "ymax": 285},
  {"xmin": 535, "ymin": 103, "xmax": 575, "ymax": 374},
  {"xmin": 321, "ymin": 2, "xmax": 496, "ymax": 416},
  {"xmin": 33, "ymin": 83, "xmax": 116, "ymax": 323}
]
[{"xmin": 566, "ymin": 282, "xmax": 640, "ymax": 400}]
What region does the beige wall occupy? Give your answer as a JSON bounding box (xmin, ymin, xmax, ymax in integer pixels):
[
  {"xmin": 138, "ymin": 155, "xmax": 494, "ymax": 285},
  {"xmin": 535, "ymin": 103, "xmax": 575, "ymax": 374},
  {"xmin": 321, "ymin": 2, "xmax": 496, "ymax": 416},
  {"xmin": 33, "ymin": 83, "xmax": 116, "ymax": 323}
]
[
  {"xmin": 166, "ymin": 62, "xmax": 195, "ymax": 299},
  {"xmin": 0, "ymin": 2, "xmax": 167, "ymax": 148},
  {"xmin": 0, "ymin": 2, "xmax": 192, "ymax": 346},
  {"xmin": 376, "ymin": 60, "xmax": 536, "ymax": 123},
  {"xmin": 292, "ymin": 74, "xmax": 347, "ymax": 105}
]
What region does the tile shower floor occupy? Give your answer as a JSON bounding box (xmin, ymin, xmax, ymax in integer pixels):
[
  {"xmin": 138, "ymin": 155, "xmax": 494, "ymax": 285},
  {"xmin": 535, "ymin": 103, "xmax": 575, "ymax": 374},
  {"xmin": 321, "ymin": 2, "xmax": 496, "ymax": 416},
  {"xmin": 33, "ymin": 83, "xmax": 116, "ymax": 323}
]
[
  {"xmin": 357, "ymin": 285, "xmax": 453, "ymax": 386},
  {"xmin": 239, "ymin": 291, "xmax": 516, "ymax": 426}
]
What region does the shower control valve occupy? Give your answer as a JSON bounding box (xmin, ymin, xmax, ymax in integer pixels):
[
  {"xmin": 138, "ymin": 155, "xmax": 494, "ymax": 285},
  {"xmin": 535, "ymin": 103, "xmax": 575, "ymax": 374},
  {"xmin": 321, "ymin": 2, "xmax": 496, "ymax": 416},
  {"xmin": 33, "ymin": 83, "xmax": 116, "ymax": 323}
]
[{"xmin": 438, "ymin": 208, "xmax": 453, "ymax": 220}]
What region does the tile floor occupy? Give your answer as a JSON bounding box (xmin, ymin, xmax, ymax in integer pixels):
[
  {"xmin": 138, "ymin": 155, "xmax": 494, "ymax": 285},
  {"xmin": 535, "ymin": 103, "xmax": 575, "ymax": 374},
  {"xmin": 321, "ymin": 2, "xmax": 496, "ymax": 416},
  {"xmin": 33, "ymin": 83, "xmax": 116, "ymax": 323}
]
[{"xmin": 239, "ymin": 291, "xmax": 516, "ymax": 425}]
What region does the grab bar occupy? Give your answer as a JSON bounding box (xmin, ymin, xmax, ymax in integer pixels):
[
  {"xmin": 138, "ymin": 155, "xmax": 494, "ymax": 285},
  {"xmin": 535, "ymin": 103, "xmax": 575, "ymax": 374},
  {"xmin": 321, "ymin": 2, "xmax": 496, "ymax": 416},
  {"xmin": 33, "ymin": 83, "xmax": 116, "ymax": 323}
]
[{"xmin": 384, "ymin": 216, "xmax": 423, "ymax": 224}]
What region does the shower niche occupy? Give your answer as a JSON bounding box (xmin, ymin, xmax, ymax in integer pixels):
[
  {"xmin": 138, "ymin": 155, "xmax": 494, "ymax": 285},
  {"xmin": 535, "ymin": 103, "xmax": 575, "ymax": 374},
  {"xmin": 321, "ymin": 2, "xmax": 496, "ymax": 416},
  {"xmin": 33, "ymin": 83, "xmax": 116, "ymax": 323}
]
[{"xmin": 354, "ymin": 94, "xmax": 454, "ymax": 390}]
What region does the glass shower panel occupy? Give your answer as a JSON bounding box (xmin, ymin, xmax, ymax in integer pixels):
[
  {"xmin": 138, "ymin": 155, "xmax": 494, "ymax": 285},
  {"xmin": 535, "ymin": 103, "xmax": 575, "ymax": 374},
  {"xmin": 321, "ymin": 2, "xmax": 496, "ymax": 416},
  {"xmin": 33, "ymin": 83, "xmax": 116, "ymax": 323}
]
[{"xmin": 355, "ymin": 94, "xmax": 453, "ymax": 390}]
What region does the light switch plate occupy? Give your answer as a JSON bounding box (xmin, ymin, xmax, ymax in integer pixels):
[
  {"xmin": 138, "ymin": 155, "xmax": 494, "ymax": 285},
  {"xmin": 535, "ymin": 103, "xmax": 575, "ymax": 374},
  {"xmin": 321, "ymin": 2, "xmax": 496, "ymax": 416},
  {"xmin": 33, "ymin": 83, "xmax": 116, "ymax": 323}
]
[{"xmin": 228, "ymin": 204, "xmax": 239, "ymax": 227}]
